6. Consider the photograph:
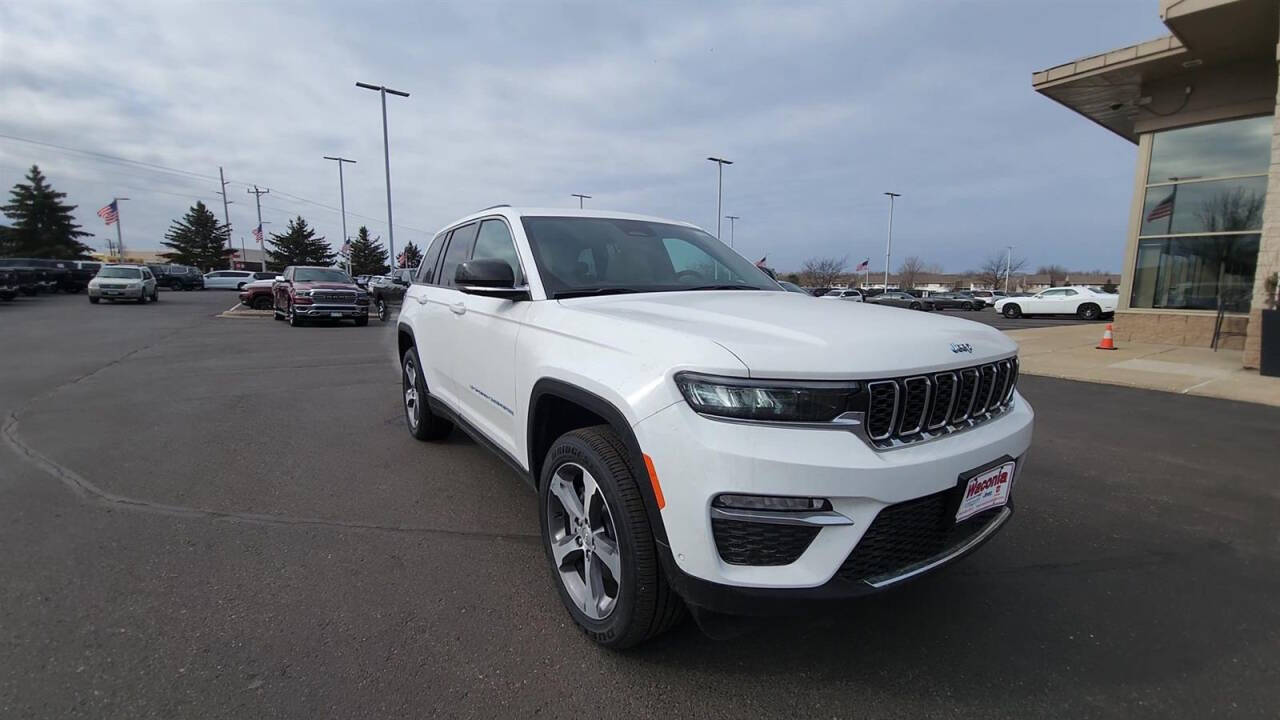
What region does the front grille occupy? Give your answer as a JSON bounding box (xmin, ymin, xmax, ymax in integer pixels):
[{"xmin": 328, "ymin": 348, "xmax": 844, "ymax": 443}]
[
  {"xmin": 835, "ymin": 488, "xmax": 1005, "ymax": 583},
  {"xmin": 712, "ymin": 519, "xmax": 819, "ymax": 566},
  {"xmin": 311, "ymin": 291, "xmax": 356, "ymax": 303},
  {"xmin": 100, "ymin": 283, "xmax": 127, "ymax": 289},
  {"xmin": 863, "ymin": 358, "xmax": 1017, "ymax": 449}
]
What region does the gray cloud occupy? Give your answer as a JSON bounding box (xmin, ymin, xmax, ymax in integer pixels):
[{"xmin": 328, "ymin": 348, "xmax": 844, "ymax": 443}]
[{"xmin": 0, "ymin": 0, "xmax": 1163, "ymax": 272}]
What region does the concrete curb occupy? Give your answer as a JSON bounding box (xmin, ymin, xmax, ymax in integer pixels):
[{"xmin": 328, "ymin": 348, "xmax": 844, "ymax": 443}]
[{"xmin": 218, "ymin": 308, "xmax": 273, "ymax": 319}]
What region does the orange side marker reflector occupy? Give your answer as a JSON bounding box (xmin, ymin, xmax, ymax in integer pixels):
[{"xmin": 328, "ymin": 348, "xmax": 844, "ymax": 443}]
[{"xmin": 643, "ymin": 453, "xmax": 665, "ymax": 510}]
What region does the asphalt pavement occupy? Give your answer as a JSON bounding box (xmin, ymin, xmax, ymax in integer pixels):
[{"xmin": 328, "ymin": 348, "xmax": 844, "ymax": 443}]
[{"xmin": 2, "ymin": 289, "xmax": 1277, "ymax": 719}]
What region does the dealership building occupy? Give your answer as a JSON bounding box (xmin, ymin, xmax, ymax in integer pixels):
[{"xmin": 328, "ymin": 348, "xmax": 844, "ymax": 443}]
[{"xmin": 1034, "ymin": 0, "xmax": 1279, "ymax": 366}]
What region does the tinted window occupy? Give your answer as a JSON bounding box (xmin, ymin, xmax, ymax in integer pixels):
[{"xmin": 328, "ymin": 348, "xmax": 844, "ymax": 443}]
[
  {"xmin": 418, "ymin": 234, "xmax": 446, "ymax": 284},
  {"xmin": 294, "ymin": 268, "xmax": 351, "ymax": 283},
  {"xmin": 98, "ymin": 267, "xmax": 141, "ymax": 279},
  {"xmin": 1147, "ymin": 115, "xmax": 1270, "ymax": 183},
  {"xmin": 439, "ymin": 223, "xmax": 478, "ymax": 288},
  {"xmin": 471, "ymin": 219, "xmax": 523, "ymax": 284}
]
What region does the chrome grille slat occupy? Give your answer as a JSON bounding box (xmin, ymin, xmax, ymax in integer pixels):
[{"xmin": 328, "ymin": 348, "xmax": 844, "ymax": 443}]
[{"xmin": 863, "ymin": 358, "xmax": 1018, "ymax": 451}]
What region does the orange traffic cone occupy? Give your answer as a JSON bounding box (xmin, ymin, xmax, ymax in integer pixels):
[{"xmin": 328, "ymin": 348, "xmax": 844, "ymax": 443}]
[{"xmin": 1096, "ymin": 323, "xmax": 1117, "ymax": 350}]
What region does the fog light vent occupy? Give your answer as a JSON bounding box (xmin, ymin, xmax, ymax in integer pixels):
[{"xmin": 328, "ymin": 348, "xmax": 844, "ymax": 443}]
[{"xmin": 712, "ymin": 494, "xmax": 830, "ymax": 512}]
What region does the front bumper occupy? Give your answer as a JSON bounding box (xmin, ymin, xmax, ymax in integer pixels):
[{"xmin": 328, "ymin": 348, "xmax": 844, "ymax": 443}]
[
  {"xmin": 633, "ymin": 392, "xmax": 1034, "ymax": 612},
  {"xmin": 88, "ymin": 286, "xmax": 145, "ymax": 299},
  {"xmin": 293, "ymin": 303, "xmax": 368, "ymax": 318}
]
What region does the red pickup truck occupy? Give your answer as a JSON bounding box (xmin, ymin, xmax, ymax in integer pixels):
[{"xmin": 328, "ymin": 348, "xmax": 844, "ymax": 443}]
[
  {"xmin": 270, "ymin": 266, "xmax": 370, "ymax": 327},
  {"xmin": 238, "ymin": 279, "xmax": 275, "ymax": 309}
]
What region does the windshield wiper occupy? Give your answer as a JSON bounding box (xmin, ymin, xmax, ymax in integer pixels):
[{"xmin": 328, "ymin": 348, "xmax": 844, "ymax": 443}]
[
  {"xmin": 684, "ymin": 284, "xmax": 760, "ymax": 291},
  {"xmin": 554, "ymin": 287, "xmax": 646, "ymax": 299}
]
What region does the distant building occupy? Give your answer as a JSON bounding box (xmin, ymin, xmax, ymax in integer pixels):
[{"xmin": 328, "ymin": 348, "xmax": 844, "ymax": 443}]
[{"xmin": 1033, "ymin": 0, "xmax": 1277, "ymax": 362}]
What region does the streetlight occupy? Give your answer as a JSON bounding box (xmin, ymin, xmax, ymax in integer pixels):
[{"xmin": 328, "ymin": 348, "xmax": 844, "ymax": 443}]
[
  {"xmin": 883, "ymin": 192, "xmax": 901, "ymax": 289},
  {"xmin": 571, "ymin": 193, "xmax": 591, "ymax": 208},
  {"xmin": 1004, "ymin": 245, "xmax": 1014, "ymax": 294},
  {"xmin": 707, "ymin": 157, "xmax": 733, "ymax": 242},
  {"xmin": 356, "ymin": 81, "xmax": 409, "ymax": 268},
  {"xmin": 323, "ymin": 156, "xmax": 357, "ymax": 272},
  {"xmin": 724, "ymin": 215, "xmax": 740, "ymax": 249}
]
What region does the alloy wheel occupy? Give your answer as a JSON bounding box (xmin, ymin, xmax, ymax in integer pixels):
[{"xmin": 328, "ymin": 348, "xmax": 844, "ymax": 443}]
[
  {"xmin": 403, "ymin": 356, "xmax": 420, "ymax": 431},
  {"xmin": 545, "ymin": 462, "xmax": 621, "ymax": 620}
]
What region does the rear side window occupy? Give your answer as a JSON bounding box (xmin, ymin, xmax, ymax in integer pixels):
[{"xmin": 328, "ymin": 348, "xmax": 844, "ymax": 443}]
[
  {"xmin": 418, "ymin": 234, "xmax": 447, "ymax": 284},
  {"xmin": 439, "ymin": 223, "xmax": 478, "ymax": 288},
  {"xmin": 471, "ymin": 219, "xmax": 523, "ymax": 284}
]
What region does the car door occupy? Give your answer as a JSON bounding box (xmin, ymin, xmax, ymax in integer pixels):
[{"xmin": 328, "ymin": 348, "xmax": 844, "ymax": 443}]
[
  {"xmin": 406, "ymin": 224, "xmax": 476, "ymax": 409},
  {"xmin": 273, "ymin": 267, "xmax": 293, "ymax": 309},
  {"xmin": 449, "ymin": 218, "xmax": 531, "ymax": 456},
  {"xmin": 1056, "ymin": 289, "xmax": 1081, "ymax": 314},
  {"xmin": 1034, "ymin": 289, "xmax": 1067, "ymax": 313}
]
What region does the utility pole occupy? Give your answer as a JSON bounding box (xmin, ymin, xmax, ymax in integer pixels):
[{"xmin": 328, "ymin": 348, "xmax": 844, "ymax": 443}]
[
  {"xmin": 323, "ymin": 156, "xmax": 357, "ymax": 270},
  {"xmin": 113, "ymin": 197, "xmax": 129, "ymax": 260},
  {"xmin": 1004, "ymin": 245, "xmax": 1014, "ymax": 294},
  {"xmin": 217, "ymin": 167, "xmax": 234, "ymax": 254},
  {"xmin": 883, "ymin": 192, "xmax": 901, "ymax": 289},
  {"xmin": 356, "ymin": 81, "xmax": 409, "ymax": 269},
  {"xmin": 247, "ymin": 186, "xmax": 269, "ymax": 272},
  {"xmin": 724, "ymin": 215, "xmax": 740, "ymax": 249},
  {"xmin": 707, "ymin": 157, "xmax": 733, "ymax": 241},
  {"xmin": 571, "ymin": 193, "xmax": 591, "ymax": 208}
]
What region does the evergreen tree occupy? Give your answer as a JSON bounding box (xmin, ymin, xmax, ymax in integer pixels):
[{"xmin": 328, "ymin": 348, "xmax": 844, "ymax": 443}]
[
  {"xmin": 160, "ymin": 201, "xmax": 233, "ymax": 270},
  {"xmin": 348, "ymin": 225, "xmax": 389, "ymax": 275},
  {"xmin": 266, "ymin": 216, "xmax": 334, "ymax": 268},
  {"xmin": 0, "ymin": 165, "xmax": 94, "ymax": 258},
  {"xmin": 400, "ymin": 240, "xmax": 423, "ymax": 269}
]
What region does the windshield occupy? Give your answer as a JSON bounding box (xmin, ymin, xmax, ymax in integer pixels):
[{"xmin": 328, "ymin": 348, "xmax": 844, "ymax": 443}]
[
  {"xmin": 520, "ymin": 217, "xmax": 778, "ymax": 298},
  {"xmin": 294, "ymin": 268, "xmax": 352, "ymax": 283},
  {"xmin": 98, "ymin": 267, "xmax": 141, "ymax": 279}
]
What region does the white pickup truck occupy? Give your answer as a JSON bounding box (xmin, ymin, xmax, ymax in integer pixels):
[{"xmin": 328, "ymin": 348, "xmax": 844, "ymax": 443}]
[{"xmin": 396, "ymin": 207, "xmax": 1033, "ymax": 647}]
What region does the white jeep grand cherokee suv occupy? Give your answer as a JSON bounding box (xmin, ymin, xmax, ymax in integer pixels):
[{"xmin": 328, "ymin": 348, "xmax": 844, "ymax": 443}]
[{"xmin": 397, "ymin": 207, "xmax": 1033, "ymax": 647}]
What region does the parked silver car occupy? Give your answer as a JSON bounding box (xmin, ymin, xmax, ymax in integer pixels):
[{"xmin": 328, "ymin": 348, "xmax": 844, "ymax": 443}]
[{"xmin": 88, "ymin": 264, "xmax": 159, "ymax": 304}]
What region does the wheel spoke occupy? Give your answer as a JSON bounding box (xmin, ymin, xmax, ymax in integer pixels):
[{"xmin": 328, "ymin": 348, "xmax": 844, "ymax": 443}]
[
  {"xmin": 550, "ymin": 532, "xmax": 579, "ymax": 568},
  {"xmin": 582, "ymin": 552, "xmax": 605, "ymax": 617},
  {"xmin": 549, "ymin": 471, "xmax": 585, "ymax": 523},
  {"xmin": 593, "ymin": 532, "xmax": 621, "ymax": 582},
  {"xmin": 580, "ymin": 469, "xmax": 600, "ymax": 518}
]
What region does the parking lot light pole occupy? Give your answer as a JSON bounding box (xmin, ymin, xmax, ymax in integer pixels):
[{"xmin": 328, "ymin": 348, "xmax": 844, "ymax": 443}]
[
  {"xmin": 571, "ymin": 193, "xmax": 591, "ymax": 208},
  {"xmin": 883, "ymin": 192, "xmax": 900, "ymax": 289},
  {"xmin": 707, "ymin": 157, "xmax": 733, "ymax": 242},
  {"xmin": 323, "ymin": 156, "xmax": 357, "ymax": 269},
  {"xmin": 356, "ymin": 82, "xmax": 409, "ymax": 270},
  {"xmin": 725, "ymin": 215, "xmax": 739, "ymax": 249},
  {"xmin": 1005, "ymin": 245, "xmax": 1013, "ymax": 293}
]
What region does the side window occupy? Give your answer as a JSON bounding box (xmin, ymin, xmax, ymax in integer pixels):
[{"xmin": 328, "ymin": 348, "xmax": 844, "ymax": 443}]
[
  {"xmin": 471, "ymin": 219, "xmax": 523, "ymax": 284},
  {"xmin": 283, "ymin": 267, "xmax": 293, "ymax": 281},
  {"xmin": 1063, "ymin": 289, "xmax": 1079, "ymax": 296},
  {"xmin": 418, "ymin": 233, "xmax": 447, "ymax": 284},
  {"xmin": 439, "ymin": 223, "xmax": 478, "ymax": 288}
]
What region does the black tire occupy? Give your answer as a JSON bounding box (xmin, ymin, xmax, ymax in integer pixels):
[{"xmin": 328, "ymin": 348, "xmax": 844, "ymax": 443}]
[
  {"xmin": 1077, "ymin": 303, "xmax": 1101, "ymax": 321},
  {"xmin": 288, "ymin": 304, "xmax": 304, "ymax": 327},
  {"xmin": 252, "ymin": 296, "xmax": 272, "ymax": 310},
  {"xmin": 237, "ymin": 282, "xmax": 247, "ymax": 290},
  {"xmin": 273, "ymin": 304, "xmax": 284, "ymax": 321},
  {"xmin": 89, "ymin": 296, "xmax": 100, "ymax": 304},
  {"xmin": 963, "ymin": 302, "xmax": 973, "ymax": 311},
  {"xmin": 539, "ymin": 426, "xmax": 685, "ymax": 649},
  {"xmin": 152, "ymin": 287, "xmax": 159, "ymax": 302},
  {"xmin": 21, "ymin": 288, "xmax": 36, "ymax": 296},
  {"xmin": 909, "ymin": 301, "xmax": 921, "ymax": 310},
  {"xmin": 136, "ymin": 289, "xmax": 148, "ymax": 304},
  {"xmin": 1002, "ymin": 304, "xmax": 1022, "ymax": 319},
  {"xmin": 401, "ymin": 347, "xmax": 453, "ymax": 441},
  {"xmin": 354, "ymin": 316, "xmax": 368, "ymax": 327},
  {"xmin": 377, "ymin": 298, "xmax": 388, "ymax": 321}
]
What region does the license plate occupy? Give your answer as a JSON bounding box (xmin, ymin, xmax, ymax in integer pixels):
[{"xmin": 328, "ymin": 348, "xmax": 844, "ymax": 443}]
[
  {"xmin": 329, "ymin": 312, "xmax": 343, "ymax": 317},
  {"xmin": 104, "ymin": 290, "xmax": 119, "ymax": 295},
  {"xmin": 956, "ymin": 461, "xmax": 1015, "ymax": 522}
]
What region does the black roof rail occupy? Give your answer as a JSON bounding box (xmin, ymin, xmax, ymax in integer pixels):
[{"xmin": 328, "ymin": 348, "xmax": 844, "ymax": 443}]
[{"xmin": 476, "ymin": 204, "xmax": 510, "ymax": 212}]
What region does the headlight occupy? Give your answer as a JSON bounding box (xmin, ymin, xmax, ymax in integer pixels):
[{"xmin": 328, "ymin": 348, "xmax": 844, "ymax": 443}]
[
  {"xmin": 674, "ymin": 372, "xmax": 863, "ymax": 423},
  {"xmin": 295, "ymin": 289, "xmax": 312, "ymax": 297}
]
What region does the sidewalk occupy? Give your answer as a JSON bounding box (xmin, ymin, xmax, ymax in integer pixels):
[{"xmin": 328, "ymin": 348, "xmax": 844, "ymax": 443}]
[{"xmin": 1005, "ymin": 324, "xmax": 1280, "ymax": 407}]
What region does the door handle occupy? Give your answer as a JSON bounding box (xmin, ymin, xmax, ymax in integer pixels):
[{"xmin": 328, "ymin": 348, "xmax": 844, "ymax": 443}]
[{"xmin": 450, "ymin": 302, "xmax": 467, "ymax": 315}]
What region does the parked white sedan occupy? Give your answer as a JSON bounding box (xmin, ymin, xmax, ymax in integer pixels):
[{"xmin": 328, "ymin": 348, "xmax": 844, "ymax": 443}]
[
  {"xmin": 994, "ymin": 287, "xmax": 1117, "ymax": 320},
  {"xmin": 203, "ymin": 270, "xmax": 259, "ymax": 290}
]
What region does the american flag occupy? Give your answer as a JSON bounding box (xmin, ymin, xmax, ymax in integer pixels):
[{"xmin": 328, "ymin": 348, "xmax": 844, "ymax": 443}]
[
  {"xmin": 1146, "ymin": 192, "xmax": 1175, "ymax": 222},
  {"xmin": 253, "ymin": 224, "xmax": 264, "ymax": 245},
  {"xmin": 97, "ymin": 201, "xmax": 118, "ymax": 225},
  {"xmin": 396, "ymin": 251, "xmax": 406, "ymax": 268},
  {"xmin": 340, "ymin": 240, "xmax": 351, "ymax": 257},
  {"xmin": 856, "ymin": 258, "xmax": 869, "ymax": 271}
]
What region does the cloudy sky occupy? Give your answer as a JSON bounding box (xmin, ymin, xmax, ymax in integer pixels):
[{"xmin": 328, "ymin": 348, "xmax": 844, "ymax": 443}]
[{"xmin": 0, "ymin": 1, "xmax": 1165, "ymax": 273}]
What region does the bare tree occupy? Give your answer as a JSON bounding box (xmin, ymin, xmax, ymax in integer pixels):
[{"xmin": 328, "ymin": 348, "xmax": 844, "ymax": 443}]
[
  {"xmin": 1037, "ymin": 264, "xmax": 1068, "ymax": 287},
  {"xmin": 976, "ymin": 252, "xmax": 1027, "ymax": 290},
  {"xmin": 799, "ymin": 255, "xmax": 848, "ymax": 287},
  {"xmin": 897, "ymin": 256, "xmax": 929, "ymax": 290}
]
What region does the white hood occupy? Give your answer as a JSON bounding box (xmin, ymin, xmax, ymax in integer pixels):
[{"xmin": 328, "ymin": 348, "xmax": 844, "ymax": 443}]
[{"xmin": 560, "ymin": 291, "xmax": 1016, "ymax": 379}]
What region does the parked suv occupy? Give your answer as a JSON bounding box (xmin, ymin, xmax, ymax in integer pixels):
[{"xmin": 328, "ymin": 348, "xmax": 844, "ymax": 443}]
[
  {"xmin": 395, "ymin": 208, "xmax": 1033, "ymax": 647},
  {"xmin": 369, "ymin": 267, "xmax": 414, "ymax": 320},
  {"xmin": 150, "ymin": 264, "xmax": 205, "ymax": 290},
  {"xmin": 271, "ymin": 266, "xmax": 369, "ymax": 326},
  {"xmin": 0, "ymin": 268, "xmax": 18, "ymax": 300}
]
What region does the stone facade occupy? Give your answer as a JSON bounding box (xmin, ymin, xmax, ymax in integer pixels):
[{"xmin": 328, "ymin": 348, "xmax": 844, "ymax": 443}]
[
  {"xmin": 1113, "ymin": 311, "xmax": 1248, "ymax": 350},
  {"xmin": 1242, "ymin": 35, "xmax": 1280, "ymax": 369}
]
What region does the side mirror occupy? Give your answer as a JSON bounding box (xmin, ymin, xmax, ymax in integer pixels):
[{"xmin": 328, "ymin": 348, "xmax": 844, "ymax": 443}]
[
  {"xmin": 274, "ymin": 276, "xmax": 286, "ymax": 282},
  {"xmin": 455, "ymin": 259, "xmax": 528, "ymax": 300},
  {"xmin": 393, "ymin": 277, "xmax": 409, "ymax": 286}
]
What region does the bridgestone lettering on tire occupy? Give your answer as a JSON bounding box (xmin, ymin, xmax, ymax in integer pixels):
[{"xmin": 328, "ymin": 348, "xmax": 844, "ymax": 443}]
[{"xmin": 539, "ymin": 426, "xmax": 684, "ymax": 648}]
